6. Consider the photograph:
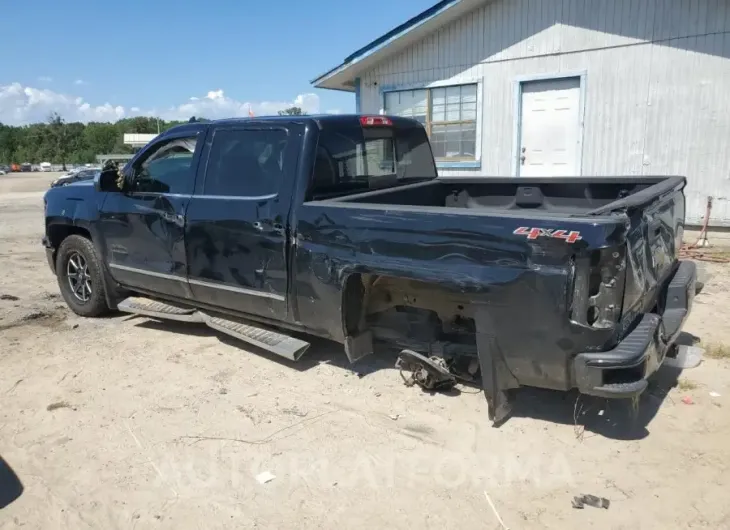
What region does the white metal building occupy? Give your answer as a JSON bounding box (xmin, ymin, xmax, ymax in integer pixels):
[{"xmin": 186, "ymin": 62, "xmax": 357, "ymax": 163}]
[
  {"xmin": 313, "ymin": 0, "xmax": 730, "ymax": 226},
  {"xmin": 123, "ymin": 133, "xmax": 158, "ymax": 149}
]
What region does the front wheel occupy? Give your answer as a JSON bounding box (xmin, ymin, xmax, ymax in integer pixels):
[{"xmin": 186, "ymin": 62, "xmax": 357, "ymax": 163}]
[{"xmin": 56, "ymin": 235, "xmax": 110, "ymax": 317}]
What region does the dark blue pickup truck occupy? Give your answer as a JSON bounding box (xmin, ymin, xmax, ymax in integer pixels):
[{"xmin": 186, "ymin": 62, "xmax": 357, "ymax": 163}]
[{"xmin": 42, "ymin": 114, "xmax": 695, "ymax": 424}]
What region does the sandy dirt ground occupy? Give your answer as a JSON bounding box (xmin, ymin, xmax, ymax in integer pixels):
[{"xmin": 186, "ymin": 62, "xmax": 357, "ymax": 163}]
[{"xmin": 1, "ymin": 172, "xmax": 730, "ymax": 529}]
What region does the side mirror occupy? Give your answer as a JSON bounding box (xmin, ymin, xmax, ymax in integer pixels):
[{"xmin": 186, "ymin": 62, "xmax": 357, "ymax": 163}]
[{"xmin": 95, "ymin": 168, "xmax": 125, "ymax": 192}]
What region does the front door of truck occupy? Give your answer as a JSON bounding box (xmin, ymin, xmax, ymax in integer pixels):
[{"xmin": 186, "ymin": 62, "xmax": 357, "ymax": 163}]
[
  {"xmin": 98, "ymin": 132, "xmax": 203, "ymax": 299},
  {"xmin": 185, "ymin": 123, "xmax": 300, "ymax": 321}
]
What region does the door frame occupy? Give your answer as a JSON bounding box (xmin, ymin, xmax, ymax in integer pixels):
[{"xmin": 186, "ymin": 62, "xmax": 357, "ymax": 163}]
[
  {"xmin": 511, "ymin": 70, "xmax": 587, "ymax": 177},
  {"xmin": 100, "ymin": 128, "xmax": 207, "ymax": 299},
  {"xmin": 184, "ymin": 122, "xmax": 302, "ymax": 322}
]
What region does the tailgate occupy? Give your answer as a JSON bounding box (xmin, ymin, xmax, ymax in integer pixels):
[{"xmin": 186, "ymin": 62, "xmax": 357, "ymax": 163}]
[
  {"xmin": 566, "ymin": 177, "xmax": 686, "ymax": 337},
  {"xmin": 617, "ymin": 179, "xmax": 687, "ymax": 321}
]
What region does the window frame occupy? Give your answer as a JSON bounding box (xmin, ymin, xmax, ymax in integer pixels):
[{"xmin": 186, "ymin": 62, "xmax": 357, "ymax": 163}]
[
  {"xmin": 201, "ymin": 125, "xmax": 292, "ymax": 199},
  {"xmin": 308, "ymin": 124, "xmax": 437, "ymax": 200},
  {"xmin": 381, "ymin": 79, "xmax": 482, "ymax": 169},
  {"xmin": 127, "ymin": 132, "xmax": 201, "ymax": 195}
]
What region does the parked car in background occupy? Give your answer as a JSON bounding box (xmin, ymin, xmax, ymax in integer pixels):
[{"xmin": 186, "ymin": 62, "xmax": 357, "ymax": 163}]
[
  {"xmin": 40, "ymin": 162, "xmax": 52, "ymax": 172},
  {"xmin": 10, "ymin": 164, "xmax": 21, "ymax": 172},
  {"xmin": 50, "ymin": 168, "xmax": 99, "ymax": 188},
  {"xmin": 0, "ymin": 165, "xmax": 9, "ymax": 175},
  {"xmin": 20, "ymin": 163, "xmax": 32, "ymax": 172}
]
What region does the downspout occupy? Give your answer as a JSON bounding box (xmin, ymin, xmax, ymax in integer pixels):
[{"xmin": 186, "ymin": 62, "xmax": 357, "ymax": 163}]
[{"xmin": 354, "ymin": 77, "xmax": 361, "ymax": 113}]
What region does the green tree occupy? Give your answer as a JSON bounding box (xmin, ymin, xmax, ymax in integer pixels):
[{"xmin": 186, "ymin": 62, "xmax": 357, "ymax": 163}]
[
  {"xmin": 47, "ymin": 112, "xmax": 69, "ymax": 170},
  {"xmin": 0, "ymin": 115, "xmax": 208, "ymax": 165},
  {"xmin": 0, "ymin": 123, "xmax": 20, "ymax": 164},
  {"xmin": 278, "ymin": 106, "xmax": 305, "ymax": 116},
  {"xmin": 84, "ymin": 122, "xmax": 118, "ymax": 158}
]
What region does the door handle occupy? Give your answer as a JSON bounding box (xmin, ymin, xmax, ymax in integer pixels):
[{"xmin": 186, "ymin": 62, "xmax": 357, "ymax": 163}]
[
  {"xmin": 520, "ymin": 146, "xmax": 526, "ymax": 165},
  {"xmin": 253, "ymin": 221, "xmax": 285, "ymax": 235},
  {"xmin": 162, "ymin": 212, "xmax": 185, "ymax": 226}
]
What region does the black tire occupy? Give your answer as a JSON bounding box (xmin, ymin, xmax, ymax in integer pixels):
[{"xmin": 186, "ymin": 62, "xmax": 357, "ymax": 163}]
[{"xmin": 55, "ymin": 235, "xmax": 110, "ymax": 317}]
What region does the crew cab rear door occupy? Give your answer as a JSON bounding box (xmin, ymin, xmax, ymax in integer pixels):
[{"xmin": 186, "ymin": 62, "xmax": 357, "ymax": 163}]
[{"xmin": 185, "ymin": 122, "xmax": 301, "ymax": 321}]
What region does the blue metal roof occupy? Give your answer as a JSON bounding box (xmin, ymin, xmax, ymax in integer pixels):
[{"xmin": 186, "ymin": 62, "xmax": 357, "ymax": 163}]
[{"xmin": 311, "ymin": 0, "xmax": 461, "ymax": 87}]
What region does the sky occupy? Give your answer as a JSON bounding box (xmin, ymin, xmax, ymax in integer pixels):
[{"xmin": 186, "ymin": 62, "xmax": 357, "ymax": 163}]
[{"xmin": 0, "ymin": 0, "xmax": 435, "ymax": 126}]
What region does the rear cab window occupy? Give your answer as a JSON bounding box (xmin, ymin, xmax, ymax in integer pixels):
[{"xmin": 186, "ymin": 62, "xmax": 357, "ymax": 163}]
[{"xmin": 309, "ymin": 120, "xmax": 437, "ymax": 200}]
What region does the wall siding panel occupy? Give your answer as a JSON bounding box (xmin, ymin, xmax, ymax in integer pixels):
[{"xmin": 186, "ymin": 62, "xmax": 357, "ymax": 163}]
[{"xmin": 356, "ymin": 0, "xmax": 730, "ymax": 225}]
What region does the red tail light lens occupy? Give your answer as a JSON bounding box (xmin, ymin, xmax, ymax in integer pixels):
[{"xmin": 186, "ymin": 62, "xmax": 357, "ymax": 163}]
[{"xmin": 360, "ymin": 116, "xmax": 392, "ymax": 126}]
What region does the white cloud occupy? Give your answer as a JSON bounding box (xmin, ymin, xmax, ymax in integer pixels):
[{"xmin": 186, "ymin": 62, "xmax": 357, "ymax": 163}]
[
  {"xmin": 74, "ymin": 79, "xmax": 86, "ymax": 85},
  {"xmin": 0, "ymin": 83, "xmax": 125, "ymax": 124},
  {"xmin": 0, "ymin": 82, "xmax": 322, "ymax": 125},
  {"xmin": 38, "ymin": 76, "xmax": 53, "ymax": 83},
  {"xmin": 158, "ymin": 89, "xmax": 320, "ymax": 121}
]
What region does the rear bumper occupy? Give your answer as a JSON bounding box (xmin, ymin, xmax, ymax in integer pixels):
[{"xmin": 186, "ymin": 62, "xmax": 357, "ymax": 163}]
[{"xmin": 573, "ymin": 260, "xmax": 696, "ymax": 399}]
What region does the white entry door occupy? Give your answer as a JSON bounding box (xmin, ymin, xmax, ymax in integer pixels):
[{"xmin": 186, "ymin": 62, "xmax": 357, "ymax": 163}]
[{"xmin": 518, "ymin": 77, "xmax": 581, "ymax": 177}]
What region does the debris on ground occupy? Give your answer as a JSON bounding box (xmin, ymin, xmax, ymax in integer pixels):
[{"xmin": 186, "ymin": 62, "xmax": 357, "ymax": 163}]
[
  {"xmin": 396, "ymin": 349, "xmax": 456, "ymax": 391},
  {"xmin": 46, "ymin": 401, "xmax": 74, "ymax": 411},
  {"xmin": 389, "ymin": 414, "xmax": 399, "ymax": 421},
  {"xmin": 255, "ymin": 471, "xmax": 276, "ymax": 484},
  {"xmin": 281, "ymin": 406, "xmax": 308, "ymax": 417},
  {"xmin": 484, "ymin": 490, "xmax": 510, "ymax": 529},
  {"xmin": 704, "ymin": 342, "xmax": 730, "ymax": 360},
  {"xmin": 572, "ymin": 494, "xmax": 611, "ymax": 509},
  {"xmin": 665, "ymin": 345, "xmax": 705, "ymax": 369},
  {"xmin": 681, "ymin": 396, "xmax": 695, "ymax": 405},
  {"xmin": 680, "ymin": 246, "xmax": 730, "ymax": 263},
  {"xmin": 0, "ymin": 294, "xmax": 20, "ymax": 301},
  {"xmin": 709, "ymin": 391, "xmax": 721, "ymax": 398}
]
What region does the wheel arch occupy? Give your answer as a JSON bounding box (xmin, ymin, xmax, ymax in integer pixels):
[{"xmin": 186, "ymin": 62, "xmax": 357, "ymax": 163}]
[
  {"xmin": 47, "ymin": 222, "xmax": 92, "ymax": 250},
  {"xmin": 48, "ymin": 220, "xmax": 125, "ymax": 310}
]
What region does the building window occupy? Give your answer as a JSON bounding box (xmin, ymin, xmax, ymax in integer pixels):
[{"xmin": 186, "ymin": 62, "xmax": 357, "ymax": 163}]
[{"xmin": 384, "ymin": 84, "xmax": 478, "ymax": 162}]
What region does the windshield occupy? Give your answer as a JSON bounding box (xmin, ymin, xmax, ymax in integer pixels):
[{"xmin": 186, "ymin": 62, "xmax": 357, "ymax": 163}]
[{"xmin": 310, "ymin": 124, "xmax": 437, "ymax": 199}]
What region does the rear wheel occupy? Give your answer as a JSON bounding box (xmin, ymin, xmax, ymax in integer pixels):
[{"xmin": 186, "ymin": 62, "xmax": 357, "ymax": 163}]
[{"xmin": 56, "ymin": 235, "xmax": 109, "ymax": 317}]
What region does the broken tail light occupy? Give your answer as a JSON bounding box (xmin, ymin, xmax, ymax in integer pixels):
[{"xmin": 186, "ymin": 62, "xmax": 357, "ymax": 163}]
[{"xmin": 570, "ymin": 246, "xmax": 627, "ymax": 328}]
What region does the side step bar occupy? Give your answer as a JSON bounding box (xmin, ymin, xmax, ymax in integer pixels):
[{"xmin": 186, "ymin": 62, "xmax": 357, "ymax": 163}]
[
  {"xmin": 117, "ymin": 296, "xmax": 310, "ymax": 362},
  {"xmin": 118, "ymin": 296, "xmax": 203, "ymax": 322},
  {"xmin": 201, "ymin": 313, "xmax": 309, "ymax": 361}
]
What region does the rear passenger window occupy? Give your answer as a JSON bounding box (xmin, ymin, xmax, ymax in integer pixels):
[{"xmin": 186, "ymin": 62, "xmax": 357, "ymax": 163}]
[{"xmin": 204, "ymin": 128, "xmax": 288, "ymax": 197}]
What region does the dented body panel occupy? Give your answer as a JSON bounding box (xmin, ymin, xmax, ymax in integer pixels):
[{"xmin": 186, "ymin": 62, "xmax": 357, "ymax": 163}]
[{"xmin": 43, "ymin": 115, "xmax": 693, "ymax": 423}]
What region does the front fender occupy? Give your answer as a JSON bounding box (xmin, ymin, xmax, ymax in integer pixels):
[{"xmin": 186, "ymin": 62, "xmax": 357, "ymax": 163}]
[
  {"xmin": 44, "ymin": 184, "xmax": 106, "ymax": 250},
  {"xmin": 44, "ymin": 187, "xmax": 124, "ymax": 309}
]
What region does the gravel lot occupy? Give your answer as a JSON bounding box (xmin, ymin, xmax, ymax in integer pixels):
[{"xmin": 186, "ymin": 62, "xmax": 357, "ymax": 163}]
[{"xmin": 1, "ymin": 172, "xmax": 730, "ymax": 529}]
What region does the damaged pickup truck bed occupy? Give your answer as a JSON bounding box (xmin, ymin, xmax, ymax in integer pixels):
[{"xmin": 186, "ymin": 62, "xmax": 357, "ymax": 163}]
[{"xmin": 42, "ymin": 114, "xmax": 695, "ymax": 424}]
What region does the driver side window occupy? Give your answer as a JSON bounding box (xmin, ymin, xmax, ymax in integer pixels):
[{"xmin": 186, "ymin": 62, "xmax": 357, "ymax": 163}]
[{"xmin": 131, "ymin": 136, "xmax": 198, "ymax": 194}]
